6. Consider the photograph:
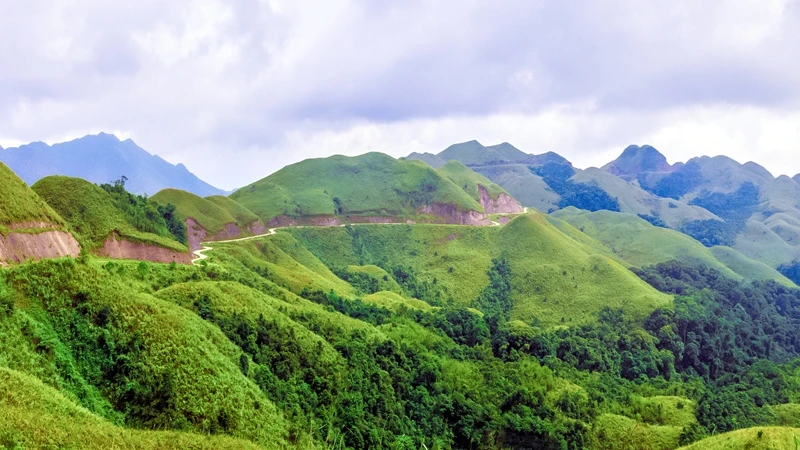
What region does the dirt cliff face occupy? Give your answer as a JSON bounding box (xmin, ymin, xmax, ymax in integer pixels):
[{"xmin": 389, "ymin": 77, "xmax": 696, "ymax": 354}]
[
  {"xmin": 98, "ymin": 234, "xmax": 191, "ymax": 264},
  {"xmin": 478, "ymin": 185, "xmax": 523, "ymax": 214},
  {"xmin": 186, "ymin": 218, "xmax": 207, "ymax": 253},
  {"xmin": 0, "ymin": 230, "xmax": 81, "ymax": 264},
  {"xmin": 420, "ymin": 204, "xmax": 491, "ymax": 225}
]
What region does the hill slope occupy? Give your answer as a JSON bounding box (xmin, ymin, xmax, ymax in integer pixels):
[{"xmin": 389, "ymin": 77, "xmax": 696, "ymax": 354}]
[
  {"xmin": 32, "ymin": 176, "xmax": 188, "ymax": 261},
  {"xmin": 602, "ymin": 144, "xmax": 674, "ymax": 181},
  {"xmin": 152, "ymin": 189, "xmax": 265, "ymax": 251},
  {"xmin": 230, "ymin": 152, "xmax": 489, "ymax": 225},
  {"xmin": 679, "ymin": 427, "xmax": 800, "ymax": 449},
  {"xmin": 0, "ymin": 133, "xmax": 224, "ymax": 196},
  {"xmin": 551, "ymin": 208, "xmax": 794, "ymax": 285},
  {"xmin": 437, "ymin": 160, "xmax": 523, "ymax": 213},
  {"xmin": 0, "ymin": 163, "xmax": 80, "ymax": 263}
]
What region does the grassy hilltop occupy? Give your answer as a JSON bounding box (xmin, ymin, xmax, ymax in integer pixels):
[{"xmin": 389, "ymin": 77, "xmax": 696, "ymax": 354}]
[
  {"xmin": 0, "ymin": 162, "xmax": 66, "ymax": 231},
  {"xmin": 33, "ymin": 176, "xmax": 186, "ymax": 252},
  {"xmin": 152, "ymin": 188, "xmax": 261, "ymax": 235},
  {"xmin": 230, "ymin": 152, "xmax": 484, "ymax": 222}
]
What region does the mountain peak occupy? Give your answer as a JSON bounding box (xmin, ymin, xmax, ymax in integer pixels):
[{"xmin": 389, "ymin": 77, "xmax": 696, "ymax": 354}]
[{"xmin": 603, "ymin": 144, "xmax": 673, "ymax": 181}]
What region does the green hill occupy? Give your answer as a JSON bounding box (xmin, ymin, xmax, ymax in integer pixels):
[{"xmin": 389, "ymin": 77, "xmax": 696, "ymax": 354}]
[
  {"xmin": 437, "ymin": 160, "xmax": 511, "ymax": 201},
  {"xmin": 152, "ymin": 188, "xmax": 260, "ymax": 235},
  {"xmin": 32, "ymin": 176, "xmax": 186, "ymax": 252},
  {"xmin": 230, "ymin": 152, "xmax": 484, "ymax": 222},
  {"xmin": 551, "ymin": 208, "xmax": 793, "ymax": 285},
  {"xmin": 405, "ymin": 151, "xmax": 446, "ymax": 168},
  {"xmin": 0, "ymin": 367, "xmax": 265, "ymax": 450},
  {"xmin": 679, "ymin": 426, "xmax": 800, "ymax": 449},
  {"xmin": 284, "ymin": 214, "xmax": 671, "ymax": 326},
  {"xmin": 0, "ymin": 162, "xmax": 65, "ymax": 231}
]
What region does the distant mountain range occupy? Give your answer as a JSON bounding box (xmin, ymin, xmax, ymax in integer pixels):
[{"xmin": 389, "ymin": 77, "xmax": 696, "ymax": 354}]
[
  {"xmin": 0, "ymin": 133, "xmax": 224, "ymax": 197},
  {"xmin": 407, "ymin": 140, "xmax": 800, "ymax": 277}
]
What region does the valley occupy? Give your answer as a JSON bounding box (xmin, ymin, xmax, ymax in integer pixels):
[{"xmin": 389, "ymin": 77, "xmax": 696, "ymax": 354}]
[{"xmin": 3, "ymin": 138, "xmax": 800, "ymax": 449}]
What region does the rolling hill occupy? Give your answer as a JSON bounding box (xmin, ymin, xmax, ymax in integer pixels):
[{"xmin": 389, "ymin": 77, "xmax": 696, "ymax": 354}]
[
  {"xmin": 230, "ymin": 152, "xmax": 494, "ymax": 226},
  {"xmin": 151, "ymin": 189, "xmax": 265, "ymax": 251},
  {"xmin": 0, "ymin": 163, "xmax": 80, "ymax": 263},
  {"xmin": 437, "ymin": 160, "xmax": 523, "ymax": 213},
  {"xmin": 32, "ymin": 176, "xmax": 188, "ymax": 262},
  {"xmin": 0, "ymin": 133, "xmax": 224, "ymax": 197}
]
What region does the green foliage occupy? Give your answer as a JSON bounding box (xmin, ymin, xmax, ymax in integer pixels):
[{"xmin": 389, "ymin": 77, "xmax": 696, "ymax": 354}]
[
  {"xmin": 640, "ymin": 161, "xmax": 703, "ymax": 200},
  {"xmin": 437, "ymin": 160, "xmax": 510, "ymax": 202},
  {"xmin": 779, "ymin": 260, "xmax": 800, "ymax": 286},
  {"xmin": 0, "ymin": 162, "xmax": 65, "ymax": 228},
  {"xmin": 151, "ymin": 188, "xmax": 260, "ymax": 235},
  {"xmin": 532, "ymin": 162, "xmax": 621, "ymax": 212},
  {"xmin": 32, "ymin": 175, "xmax": 186, "ymax": 250},
  {"xmin": 474, "ymin": 256, "xmax": 512, "ymax": 319},
  {"xmin": 230, "ymin": 152, "xmax": 484, "ymax": 221},
  {"xmin": 679, "ymin": 218, "xmax": 740, "ymax": 247}
]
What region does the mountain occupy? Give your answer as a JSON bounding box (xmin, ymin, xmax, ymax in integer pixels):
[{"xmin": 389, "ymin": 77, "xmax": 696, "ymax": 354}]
[
  {"xmin": 0, "ymin": 162, "xmax": 80, "ymax": 263},
  {"xmin": 602, "ymin": 144, "xmax": 674, "ymax": 181},
  {"xmin": 32, "ymin": 176, "xmax": 189, "ymax": 263},
  {"xmin": 436, "ymin": 140, "xmax": 567, "ymax": 166},
  {"xmin": 405, "ymin": 152, "xmax": 446, "ymax": 168},
  {"xmin": 551, "ymin": 208, "xmax": 793, "ymax": 286},
  {"xmin": 230, "ymin": 152, "xmax": 497, "ymax": 226},
  {"xmin": 0, "ymin": 133, "xmax": 224, "ymax": 197}
]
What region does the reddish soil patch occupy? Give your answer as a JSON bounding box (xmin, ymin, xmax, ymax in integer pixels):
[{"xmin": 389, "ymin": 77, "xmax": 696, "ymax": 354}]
[
  {"xmin": 478, "ymin": 185, "xmax": 523, "ymax": 214},
  {"xmin": 0, "ymin": 230, "xmax": 80, "ymax": 263},
  {"xmin": 98, "ymin": 234, "xmax": 191, "ymax": 264}
]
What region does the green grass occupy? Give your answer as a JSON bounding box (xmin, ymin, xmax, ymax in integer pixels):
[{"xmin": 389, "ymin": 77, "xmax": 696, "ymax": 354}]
[
  {"xmin": 0, "ymin": 162, "xmax": 65, "ymax": 230},
  {"xmin": 471, "ymin": 164, "xmax": 560, "ymax": 211},
  {"xmin": 32, "ymin": 176, "xmax": 186, "ymax": 252},
  {"xmin": 569, "ymin": 168, "xmax": 716, "ymax": 228},
  {"xmin": 769, "ymin": 403, "xmax": 800, "ymax": 427},
  {"xmin": 591, "ymin": 414, "xmax": 683, "ymax": 450},
  {"xmin": 552, "ymin": 208, "xmax": 793, "ymax": 285},
  {"xmin": 362, "ymin": 291, "xmax": 435, "ymax": 311},
  {"xmin": 152, "ymin": 188, "xmax": 255, "ymax": 235},
  {"xmin": 206, "ymin": 195, "xmax": 261, "ymax": 226},
  {"xmin": 0, "ymin": 258, "xmax": 292, "ymax": 447},
  {"xmin": 0, "ymin": 367, "xmax": 267, "ymax": 450},
  {"xmin": 678, "ymin": 426, "xmax": 800, "ymax": 449},
  {"xmin": 437, "ymin": 159, "xmax": 509, "ymax": 201},
  {"xmin": 286, "ymin": 214, "xmax": 672, "ymax": 327},
  {"xmin": 229, "ymin": 152, "xmax": 483, "ymax": 222}
]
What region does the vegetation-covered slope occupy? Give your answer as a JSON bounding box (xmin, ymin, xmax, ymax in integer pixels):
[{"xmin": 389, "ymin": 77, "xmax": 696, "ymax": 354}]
[
  {"xmin": 32, "ymin": 176, "xmax": 186, "ymax": 252},
  {"xmin": 0, "ymin": 162, "xmax": 65, "ymax": 230},
  {"xmin": 437, "ymin": 160, "xmax": 509, "ymax": 201},
  {"xmin": 152, "ymin": 188, "xmax": 260, "ymax": 235},
  {"xmin": 552, "ymin": 208, "xmax": 793, "ymax": 285},
  {"xmin": 230, "ymin": 152, "xmax": 484, "ymax": 222},
  {"xmin": 679, "ymin": 427, "xmax": 800, "ymax": 449},
  {"xmin": 286, "ymin": 214, "xmax": 671, "ymax": 326}
]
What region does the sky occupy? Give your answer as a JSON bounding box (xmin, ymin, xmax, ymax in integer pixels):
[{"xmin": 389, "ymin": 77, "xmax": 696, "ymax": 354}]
[{"xmin": 1, "ymin": 0, "xmax": 800, "ymax": 190}]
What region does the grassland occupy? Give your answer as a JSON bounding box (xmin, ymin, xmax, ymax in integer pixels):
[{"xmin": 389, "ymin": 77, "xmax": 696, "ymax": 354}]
[
  {"xmin": 0, "ymin": 162, "xmax": 65, "ymax": 230},
  {"xmin": 33, "ymin": 176, "xmax": 186, "ymax": 252},
  {"xmin": 152, "ymin": 188, "xmax": 258, "ymax": 235},
  {"xmin": 229, "ymin": 152, "xmax": 483, "ymax": 221},
  {"xmin": 0, "ymin": 367, "xmax": 266, "ymax": 450},
  {"xmin": 286, "ymin": 214, "xmax": 671, "ymax": 327},
  {"xmin": 551, "ymin": 208, "xmax": 794, "ymax": 285},
  {"xmin": 437, "ymin": 160, "xmax": 509, "ymax": 201},
  {"xmin": 678, "ymin": 426, "xmax": 800, "ymax": 449}
]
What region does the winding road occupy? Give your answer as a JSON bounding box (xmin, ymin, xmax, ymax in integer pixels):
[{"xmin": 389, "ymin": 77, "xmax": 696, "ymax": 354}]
[
  {"xmin": 191, "ymin": 207, "xmax": 532, "ymax": 264},
  {"xmin": 191, "ymin": 227, "xmax": 278, "ymax": 264}
]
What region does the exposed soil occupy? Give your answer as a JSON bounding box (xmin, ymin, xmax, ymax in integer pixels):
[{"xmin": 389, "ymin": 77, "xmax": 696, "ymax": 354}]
[
  {"xmin": 420, "ymin": 204, "xmax": 492, "ymax": 225},
  {"xmin": 0, "ymin": 230, "xmax": 81, "ymax": 263},
  {"xmin": 478, "ymin": 185, "xmax": 523, "ymax": 214},
  {"xmin": 185, "ymin": 218, "xmax": 268, "ymax": 252},
  {"xmin": 98, "ymin": 234, "xmax": 191, "ymax": 264}
]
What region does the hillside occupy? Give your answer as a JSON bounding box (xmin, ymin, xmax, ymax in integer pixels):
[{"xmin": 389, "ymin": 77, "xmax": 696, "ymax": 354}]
[
  {"xmin": 0, "ymin": 163, "xmax": 80, "ymax": 263},
  {"xmin": 679, "ymin": 427, "xmax": 800, "ymax": 449},
  {"xmin": 437, "ymin": 160, "xmax": 523, "ymax": 213},
  {"xmin": 152, "ymin": 189, "xmax": 265, "ymax": 251},
  {"xmin": 32, "ymin": 176, "xmax": 188, "ymax": 262},
  {"xmin": 0, "ymin": 132, "xmax": 224, "ymax": 196},
  {"xmin": 551, "ymin": 208, "xmax": 794, "ymax": 285},
  {"xmin": 405, "ymin": 151, "xmax": 446, "ymax": 168},
  {"xmin": 286, "ymin": 214, "xmax": 671, "ymax": 326},
  {"xmin": 230, "ymin": 152, "xmax": 489, "ymax": 225}
]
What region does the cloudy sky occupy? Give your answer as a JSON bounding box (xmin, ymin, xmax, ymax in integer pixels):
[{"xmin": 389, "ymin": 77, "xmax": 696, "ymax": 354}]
[{"xmin": 1, "ymin": 0, "xmax": 799, "ymax": 189}]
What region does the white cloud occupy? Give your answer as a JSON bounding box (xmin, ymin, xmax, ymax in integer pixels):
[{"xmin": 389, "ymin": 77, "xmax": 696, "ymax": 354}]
[{"xmin": 1, "ymin": 0, "xmax": 800, "ymax": 189}]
